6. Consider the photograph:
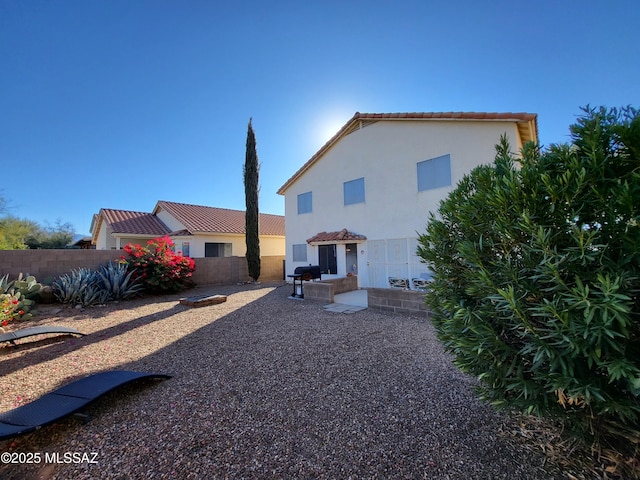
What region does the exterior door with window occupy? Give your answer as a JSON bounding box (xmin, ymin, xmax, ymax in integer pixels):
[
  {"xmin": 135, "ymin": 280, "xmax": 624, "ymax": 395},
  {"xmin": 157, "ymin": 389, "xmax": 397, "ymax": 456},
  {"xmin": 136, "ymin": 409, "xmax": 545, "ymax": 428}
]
[
  {"xmin": 318, "ymin": 244, "xmax": 337, "ymax": 275},
  {"xmin": 345, "ymin": 243, "xmax": 358, "ymax": 275}
]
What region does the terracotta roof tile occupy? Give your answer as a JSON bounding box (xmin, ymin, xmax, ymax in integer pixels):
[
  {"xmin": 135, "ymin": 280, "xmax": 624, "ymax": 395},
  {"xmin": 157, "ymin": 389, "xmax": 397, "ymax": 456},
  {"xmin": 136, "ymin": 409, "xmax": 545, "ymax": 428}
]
[
  {"xmin": 277, "ymin": 111, "xmax": 538, "ymax": 195},
  {"xmin": 307, "ymin": 229, "xmax": 367, "ymax": 244},
  {"xmin": 168, "ymin": 229, "xmax": 192, "ymax": 236},
  {"xmin": 155, "ymin": 201, "xmax": 285, "ymax": 236},
  {"xmin": 101, "ymin": 209, "xmax": 171, "ymax": 236}
]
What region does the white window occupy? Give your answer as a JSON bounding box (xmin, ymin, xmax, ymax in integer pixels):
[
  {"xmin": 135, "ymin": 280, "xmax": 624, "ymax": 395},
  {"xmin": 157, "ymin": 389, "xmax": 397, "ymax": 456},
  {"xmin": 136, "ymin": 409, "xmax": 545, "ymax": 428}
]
[
  {"xmin": 292, "ymin": 244, "xmax": 307, "ymax": 262},
  {"xmin": 297, "ymin": 192, "xmax": 312, "ymax": 214},
  {"xmin": 344, "ymin": 177, "xmax": 365, "ymax": 205},
  {"xmin": 417, "ymin": 154, "xmax": 451, "ymax": 191},
  {"xmin": 205, "ymin": 243, "xmax": 232, "ymax": 257}
]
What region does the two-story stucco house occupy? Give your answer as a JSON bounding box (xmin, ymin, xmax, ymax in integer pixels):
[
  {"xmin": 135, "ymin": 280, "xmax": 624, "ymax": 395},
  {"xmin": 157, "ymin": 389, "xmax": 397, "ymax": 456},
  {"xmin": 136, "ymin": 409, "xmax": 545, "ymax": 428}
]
[
  {"xmin": 91, "ymin": 200, "xmax": 285, "ymax": 258},
  {"xmin": 277, "ymin": 112, "xmax": 538, "ymax": 289}
]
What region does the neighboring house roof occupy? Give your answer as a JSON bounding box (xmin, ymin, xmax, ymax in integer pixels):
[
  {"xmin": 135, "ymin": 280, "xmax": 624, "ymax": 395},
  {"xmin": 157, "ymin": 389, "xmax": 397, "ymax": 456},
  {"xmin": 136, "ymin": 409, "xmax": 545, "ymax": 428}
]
[
  {"xmin": 93, "ymin": 202, "xmax": 285, "ymax": 242},
  {"xmin": 99, "ymin": 209, "xmax": 172, "ymax": 236},
  {"xmin": 168, "ymin": 229, "xmax": 192, "ymax": 236},
  {"xmin": 153, "ymin": 201, "xmax": 285, "ymax": 236},
  {"xmin": 69, "ymin": 236, "xmax": 93, "ymax": 249},
  {"xmin": 277, "ymin": 111, "xmax": 539, "ymax": 195},
  {"xmin": 307, "ymin": 229, "xmax": 367, "ymax": 244}
]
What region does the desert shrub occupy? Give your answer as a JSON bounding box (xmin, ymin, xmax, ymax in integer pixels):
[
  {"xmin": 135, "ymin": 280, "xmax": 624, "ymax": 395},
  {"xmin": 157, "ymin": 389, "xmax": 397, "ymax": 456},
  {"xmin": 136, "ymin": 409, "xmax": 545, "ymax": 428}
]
[
  {"xmin": 97, "ymin": 261, "xmax": 144, "ymax": 300},
  {"xmin": 52, "ymin": 262, "xmax": 144, "ymax": 307},
  {"xmin": 1, "ymin": 273, "xmax": 43, "ymax": 300},
  {"xmin": 417, "ymin": 106, "xmax": 640, "ymax": 446},
  {"xmin": 52, "ymin": 267, "xmax": 110, "ymax": 307},
  {"xmin": 1, "ymin": 294, "xmax": 20, "ymax": 329},
  {"xmin": 0, "ymin": 273, "xmax": 43, "ymax": 326},
  {"xmin": 119, "ymin": 236, "xmax": 195, "ymax": 293}
]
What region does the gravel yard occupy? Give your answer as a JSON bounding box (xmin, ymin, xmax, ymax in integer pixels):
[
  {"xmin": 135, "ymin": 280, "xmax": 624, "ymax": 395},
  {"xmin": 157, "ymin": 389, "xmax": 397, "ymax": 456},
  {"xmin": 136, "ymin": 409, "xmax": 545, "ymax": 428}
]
[{"xmin": 0, "ymin": 282, "xmax": 566, "ymax": 479}]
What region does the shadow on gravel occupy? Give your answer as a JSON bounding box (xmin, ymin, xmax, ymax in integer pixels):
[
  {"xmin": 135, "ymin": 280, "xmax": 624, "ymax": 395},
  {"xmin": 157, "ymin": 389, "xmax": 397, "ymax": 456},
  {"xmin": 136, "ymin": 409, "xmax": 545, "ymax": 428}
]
[
  {"xmin": 0, "ymin": 304, "xmax": 185, "ymax": 377},
  {"xmin": 0, "ymin": 283, "xmax": 564, "ymax": 480}
]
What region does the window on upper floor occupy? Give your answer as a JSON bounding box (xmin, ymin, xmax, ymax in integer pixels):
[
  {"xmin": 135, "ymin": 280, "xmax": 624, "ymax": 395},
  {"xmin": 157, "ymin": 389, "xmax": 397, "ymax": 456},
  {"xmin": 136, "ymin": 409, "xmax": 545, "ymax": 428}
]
[
  {"xmin": 292, "ymin": 244, "xmax": 307, "ymax": 262},
  {"xmin": 417, "ymin": 154, "xmax": 451, "ymax": 191},
  {"xmin": 297, "ymin": 191, "xmax": 312, "ymax": 214},
  {"xmin": 344, "ymin": 177, "xmax": 365, "ymax": 205}
]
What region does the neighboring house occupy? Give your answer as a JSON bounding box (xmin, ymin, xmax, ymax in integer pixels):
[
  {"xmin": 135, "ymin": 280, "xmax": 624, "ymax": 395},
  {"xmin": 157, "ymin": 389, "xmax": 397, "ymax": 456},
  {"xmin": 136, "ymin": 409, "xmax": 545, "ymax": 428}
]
[
  {"xmin": 69, "ymin": 236, "xmax": 94, "ymax": 249},
  {"xmin": 277, "ymin": 111, "xmax": 538, "ymax": 289},
  {"xmin": 91, "ymin": 200, "xmax": 285, "ymax": 258}
]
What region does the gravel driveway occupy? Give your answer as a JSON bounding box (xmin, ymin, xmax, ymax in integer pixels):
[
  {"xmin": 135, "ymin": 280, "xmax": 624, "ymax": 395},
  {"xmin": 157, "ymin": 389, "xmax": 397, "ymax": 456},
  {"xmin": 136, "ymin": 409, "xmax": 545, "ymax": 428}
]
[{"xmin": 0, "ymin": 282, "xmax": 564, "ymax": 479}]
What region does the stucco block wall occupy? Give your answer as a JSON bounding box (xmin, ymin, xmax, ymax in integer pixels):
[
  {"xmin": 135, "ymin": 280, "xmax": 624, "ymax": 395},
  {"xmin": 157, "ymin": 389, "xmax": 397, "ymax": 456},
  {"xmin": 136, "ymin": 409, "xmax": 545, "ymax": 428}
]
[
  {"xmin": 302, "ymin": 276, "xmax": 358, "ymax": 303},
  {"xmin": 190, "ymin": 256, "xmax": 284, "ymax": 285},
  {"xmin": 0, "ymin": 250, "xmax": 123, "ymax": 282},
  {"xmin": 303, "ymin": 282, "xmax": 333, "ymax": 303},
  {"xmin": 328, "ymin": 276, "xmax": 358, "ymax": 294},
  {"xmin": 0, "ymin": 250, "xmax": 285, "ymax": 285},
  {"xmin": 259, "ymin": 256, "xmax": 286, "ymax": 282},
  {"xmin": 367, "ymin": 287, "xmax": 431, "ymax": 317}
]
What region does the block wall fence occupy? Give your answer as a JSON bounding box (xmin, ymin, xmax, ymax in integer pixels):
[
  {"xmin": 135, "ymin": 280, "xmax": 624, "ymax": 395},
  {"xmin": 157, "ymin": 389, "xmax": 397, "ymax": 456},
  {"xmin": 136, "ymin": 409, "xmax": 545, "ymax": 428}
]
[
  {"xmin": 0, "ymin": 250, "xmax": 285, "ymax": 286},
  {"xmin": 367, "ymin": 288, "xmax": 430, "ymax": 317},
  {"xmin": 303, "ymin": 278, "xmax": 431, "ymax": 317}
]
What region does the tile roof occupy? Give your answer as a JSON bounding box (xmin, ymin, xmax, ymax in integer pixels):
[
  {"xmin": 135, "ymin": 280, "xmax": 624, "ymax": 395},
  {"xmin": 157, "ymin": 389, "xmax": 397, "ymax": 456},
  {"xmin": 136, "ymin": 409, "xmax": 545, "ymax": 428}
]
[
  {"xmin": 100, "ymin": 209, "xmax": 171, "ymax": 236},
  {"xmin": 154, "ymin": 201, "xmax": 285, "ymax": 236},
  {"xmin": 277, "ymin": 111, "xmax": 538, "ymax": 195},
  {"xmin": 167, "ymin": 229, "xmax": 192, "ymax": 237},
  {"xmin": 307, "ymin": 229, "xmax": 367, "ymax": 244}
]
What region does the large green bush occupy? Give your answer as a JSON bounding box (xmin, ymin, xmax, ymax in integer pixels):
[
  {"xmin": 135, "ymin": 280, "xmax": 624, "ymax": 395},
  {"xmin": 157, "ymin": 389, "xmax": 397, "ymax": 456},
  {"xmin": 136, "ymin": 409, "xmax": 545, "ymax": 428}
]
[{"xmin": 417, "ymin": 107, "xmax": 639, "ymax": 441}]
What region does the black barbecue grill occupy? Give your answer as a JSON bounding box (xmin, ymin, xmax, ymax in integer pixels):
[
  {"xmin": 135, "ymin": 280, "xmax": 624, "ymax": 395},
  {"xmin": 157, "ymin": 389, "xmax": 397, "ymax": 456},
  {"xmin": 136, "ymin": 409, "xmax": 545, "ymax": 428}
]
[
  {"xmin": 288, "ymin": 265, "xmax": 322, "ymax": 298},
  {"xmin": 294, "ymin": 265, "xmax": 322, "ymax": 281}
]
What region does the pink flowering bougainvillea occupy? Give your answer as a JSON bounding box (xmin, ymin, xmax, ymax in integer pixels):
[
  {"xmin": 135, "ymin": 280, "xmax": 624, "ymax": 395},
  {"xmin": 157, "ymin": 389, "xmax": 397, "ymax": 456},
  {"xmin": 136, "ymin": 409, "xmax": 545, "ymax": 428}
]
[{"xmin": 119, "ymin": 236, "xmax": 195, "ymax": 293}]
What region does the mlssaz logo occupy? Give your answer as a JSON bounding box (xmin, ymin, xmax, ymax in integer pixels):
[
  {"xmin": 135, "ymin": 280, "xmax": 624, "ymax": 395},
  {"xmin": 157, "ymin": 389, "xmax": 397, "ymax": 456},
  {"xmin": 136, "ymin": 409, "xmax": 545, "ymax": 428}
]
[{"xmin": 45, "ymin": 452, "xmax": 99, "ymax": 464}]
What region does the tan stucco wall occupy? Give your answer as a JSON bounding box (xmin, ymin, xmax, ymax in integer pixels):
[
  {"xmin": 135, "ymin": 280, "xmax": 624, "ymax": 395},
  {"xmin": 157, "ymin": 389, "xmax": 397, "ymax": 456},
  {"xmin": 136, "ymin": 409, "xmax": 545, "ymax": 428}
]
[{"xmin": 171, "ymin": 234, "xmax": 284, "ymax": 258}]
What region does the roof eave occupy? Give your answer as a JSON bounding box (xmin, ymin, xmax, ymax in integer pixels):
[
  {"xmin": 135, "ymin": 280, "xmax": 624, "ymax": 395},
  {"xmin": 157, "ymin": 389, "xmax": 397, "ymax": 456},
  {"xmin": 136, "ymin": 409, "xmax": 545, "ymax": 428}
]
[
  {"xmin": 110, "ymin": 232, "xmax": 168, "ymax": 238},
  {"xmin": 276, "ymin": 112, "xmax": 539, "ymax": 194},
  {"xmin": 277, "ymin": 112, "xmax": 362, "ymax": 195}
]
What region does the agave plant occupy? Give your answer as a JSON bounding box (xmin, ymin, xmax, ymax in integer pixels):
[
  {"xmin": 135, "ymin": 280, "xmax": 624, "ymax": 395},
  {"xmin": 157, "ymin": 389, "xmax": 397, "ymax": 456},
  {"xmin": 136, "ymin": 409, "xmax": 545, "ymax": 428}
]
[
  {"xmin": 97, "ymin": 261, "xmax": 143, "ymax": 300},
  {"xmin": 0, "ymin": 274, "xmax": 11, "ymax": 294},
  {"xmin": 52, "ymin": 267, "xmax": 109, "ymax": 307}
]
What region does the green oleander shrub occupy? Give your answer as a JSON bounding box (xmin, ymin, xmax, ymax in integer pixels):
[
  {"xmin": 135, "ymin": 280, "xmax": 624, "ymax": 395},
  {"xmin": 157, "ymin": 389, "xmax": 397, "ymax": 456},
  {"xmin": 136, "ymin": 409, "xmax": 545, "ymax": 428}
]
[{"xmin": 417, "ymin": 106, "xmax": 639, "ymax": 453}]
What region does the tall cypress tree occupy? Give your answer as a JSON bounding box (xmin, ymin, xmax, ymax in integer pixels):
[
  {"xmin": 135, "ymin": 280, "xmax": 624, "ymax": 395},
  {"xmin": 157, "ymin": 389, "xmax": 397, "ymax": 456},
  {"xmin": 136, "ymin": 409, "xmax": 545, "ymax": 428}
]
[{"xmin": 244, "ymin": 118, "xmax": 261, "ymax": 281}]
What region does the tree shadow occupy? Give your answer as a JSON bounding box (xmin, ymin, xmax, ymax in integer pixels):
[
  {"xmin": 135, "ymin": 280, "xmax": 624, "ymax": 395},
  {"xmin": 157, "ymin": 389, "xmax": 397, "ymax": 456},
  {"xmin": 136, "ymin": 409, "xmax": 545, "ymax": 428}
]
[
  {"xmin": 0, "ymin": 304, "xmax": 186, "ymax": 377},
  {"xmin": 0, "ymin": 282, "xmax": 556, "ymax": 479}
]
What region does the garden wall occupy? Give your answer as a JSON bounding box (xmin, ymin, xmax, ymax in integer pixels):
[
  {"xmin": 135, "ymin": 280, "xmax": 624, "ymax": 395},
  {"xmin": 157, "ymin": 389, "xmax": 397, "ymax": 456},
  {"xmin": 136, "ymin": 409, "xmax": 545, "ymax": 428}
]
[
  {"xmin": 367, "ymin": 287, "xmax": 431, "ymax": 317},
  {"xmin": 0, "ymin": 250, "xmax": 285, "ymax": 285},
  {"xmin": 303, "ymin": 276, "xmax": 358, "ymax": 303}
]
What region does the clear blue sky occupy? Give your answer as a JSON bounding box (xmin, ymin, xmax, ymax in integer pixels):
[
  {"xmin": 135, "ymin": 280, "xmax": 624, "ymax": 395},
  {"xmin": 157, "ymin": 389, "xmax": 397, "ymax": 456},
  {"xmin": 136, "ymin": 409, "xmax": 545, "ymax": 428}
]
[{"xmin": 1, "ymin": 0, "xmax": 638, "ymax": 236}]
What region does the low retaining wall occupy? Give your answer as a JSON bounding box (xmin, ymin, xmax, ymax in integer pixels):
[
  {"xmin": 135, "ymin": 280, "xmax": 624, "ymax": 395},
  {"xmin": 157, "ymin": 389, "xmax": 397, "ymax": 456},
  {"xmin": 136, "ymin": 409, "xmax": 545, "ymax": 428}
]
[
  {"xmin": 303, "ymin": 275, "xmax": 358, "ymax": 303},
  {"xmin": 367, "ymin": 287, "xmax": 430, "ymax": 317}
]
